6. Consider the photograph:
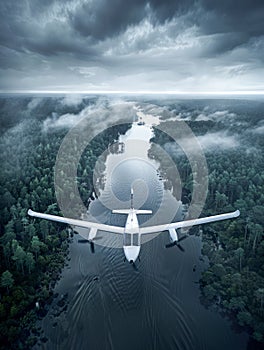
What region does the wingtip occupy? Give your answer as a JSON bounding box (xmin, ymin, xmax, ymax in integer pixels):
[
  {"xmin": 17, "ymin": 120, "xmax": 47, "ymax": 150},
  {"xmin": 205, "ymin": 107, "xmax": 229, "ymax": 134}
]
[
  {"xmin": 235, "ymin": 209, "xmax": 240, "ymax": 217},
  {"xmin": 28, "ymin": 209, "xmax": 34, "ymax": 216}
]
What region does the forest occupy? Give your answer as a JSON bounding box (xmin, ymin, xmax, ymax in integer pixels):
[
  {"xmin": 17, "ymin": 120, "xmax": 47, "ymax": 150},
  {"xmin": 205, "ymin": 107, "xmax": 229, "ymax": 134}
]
[
  {"xmin": 0, "ymin": 97, "xmax": 130, "ymax": 349},
  {"xmin": 149, "ymin": 100, "xmax": 264, "ymax": 346}
]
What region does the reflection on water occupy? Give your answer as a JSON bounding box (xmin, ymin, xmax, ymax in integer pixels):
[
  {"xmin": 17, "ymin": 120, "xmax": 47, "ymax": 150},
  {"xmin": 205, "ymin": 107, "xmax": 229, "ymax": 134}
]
[{"xmin": 35, "ymin": 116, "xmax": 248, "ymax": 350}]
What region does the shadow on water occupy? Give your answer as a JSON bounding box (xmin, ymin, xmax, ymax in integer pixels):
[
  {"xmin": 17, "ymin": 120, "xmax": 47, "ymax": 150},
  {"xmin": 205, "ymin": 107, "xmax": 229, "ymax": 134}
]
[{"xmin": 35, "ymin": 123, "xmax": 248, "ymax": 350}]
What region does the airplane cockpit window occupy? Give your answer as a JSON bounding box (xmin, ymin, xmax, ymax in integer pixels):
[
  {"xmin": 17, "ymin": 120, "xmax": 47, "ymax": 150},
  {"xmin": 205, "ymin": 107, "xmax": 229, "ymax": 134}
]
[
  {"xmin": 124, "ymin": 232, "xmax": 131, "ymax": 246},
  {"xmin": 124, "ymin": 232, "xmax": 140, "ymax": 246},
  {"xmin": 132, "ymin": 233, "xmax": 140, "ymax": 246}
]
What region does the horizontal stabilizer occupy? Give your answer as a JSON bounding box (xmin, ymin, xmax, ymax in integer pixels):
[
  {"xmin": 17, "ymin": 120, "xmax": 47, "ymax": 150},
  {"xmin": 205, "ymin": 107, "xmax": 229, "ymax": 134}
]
[
  {"xmin": 112, "ymin": 209, "xmax": 131, "ymax": 215},
  {"xmin": 135, "ymin": 210, "xmax": 152, "ymax": 215},
  {"xmin": 112, "ymin": 209, "xmax": 152, "ymax": 215}
]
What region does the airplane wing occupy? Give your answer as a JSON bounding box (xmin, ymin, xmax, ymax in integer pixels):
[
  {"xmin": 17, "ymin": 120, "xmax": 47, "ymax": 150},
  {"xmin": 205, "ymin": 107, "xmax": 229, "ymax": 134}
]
[
  {"xmin": 139, "ymin": 210, "xmax": 240, "ymax": 234},
  {"xmin": 28, "ymin": 209, "xmax": 124, "ymax": 234}
]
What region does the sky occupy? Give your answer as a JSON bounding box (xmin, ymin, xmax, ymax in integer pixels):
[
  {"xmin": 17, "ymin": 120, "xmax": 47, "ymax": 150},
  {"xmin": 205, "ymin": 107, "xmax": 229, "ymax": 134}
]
[{"xmin": 1, "ymin": 0, "xmax": 264, "ymax": 93}]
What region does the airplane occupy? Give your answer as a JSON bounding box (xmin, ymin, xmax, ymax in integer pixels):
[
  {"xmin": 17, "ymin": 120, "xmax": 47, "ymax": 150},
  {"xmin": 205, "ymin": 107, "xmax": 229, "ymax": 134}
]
[{"xmin": 28, "ymin": 188, "xmax": 240, "ymax": 265}]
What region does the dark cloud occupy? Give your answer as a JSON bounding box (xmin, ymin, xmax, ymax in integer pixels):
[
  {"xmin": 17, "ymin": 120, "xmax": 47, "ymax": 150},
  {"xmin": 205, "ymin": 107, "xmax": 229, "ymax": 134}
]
[
  {"xmin": 26, "ymin": 21, "xmax": 96, "ymax": 57},
  {"xmin": 149, "ymin": 0, "xmax": 195, "ymax": 22},
  {"xmin": 202, "ymin": 0, "xmax": 264, "ymax": 20},
  {"xmin": 27, "ymin": 0, "xmax": 59, "ymax": 14},
  {"xmin": 79, "ymin": 0, "xmax": 264, "ymax": 40},
  {"xmin": 70, "ymin": 0, "xmax": 147, "ymax": 40},
  {"xmin": 1, "ymin": 0, "xmax": 264, "ymax": 54},
  {"xmin": 200, "ymin": 0, "xmax": 264, "ymax": 37},
  {"xmin": 0, "ymin": 0, "xmax": 264, "ymax": 92},
  {"xmin": 69, "ymin": 0, "xmax": 198, "ymax": 41}
]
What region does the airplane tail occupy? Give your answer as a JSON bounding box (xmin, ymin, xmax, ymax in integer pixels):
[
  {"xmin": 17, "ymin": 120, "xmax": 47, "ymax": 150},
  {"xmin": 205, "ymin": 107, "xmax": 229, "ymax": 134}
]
[
  {"xmin": 135, "ymin": 209, "xmax": 152, "ymax": 214},
  {"xmin": 112, "ymin": 209, "xmax": 152, "ymax": 215},
  {"xmin": 112, "ymin": 209, "xmax": 132, "ymax": 215},
  {"xmin": 112, "ymin": 187, "xmax": 152, "ymax": 215},
  {"xmin": 131, "ymin": 187, "xmax": 134, "ymax": 209}
]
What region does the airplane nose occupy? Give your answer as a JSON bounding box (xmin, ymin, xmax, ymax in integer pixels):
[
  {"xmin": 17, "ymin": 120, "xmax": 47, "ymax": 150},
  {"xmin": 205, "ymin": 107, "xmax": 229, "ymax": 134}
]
[{"xmin": 124, "ymin": 246, "xmax": 140, "ymax": 263}]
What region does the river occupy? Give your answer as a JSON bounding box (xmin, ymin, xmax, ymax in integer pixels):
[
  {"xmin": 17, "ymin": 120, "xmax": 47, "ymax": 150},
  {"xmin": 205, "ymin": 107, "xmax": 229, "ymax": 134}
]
[{"xmin": 34, "ymin": 109, "xmax": 248, "ymax": 350}]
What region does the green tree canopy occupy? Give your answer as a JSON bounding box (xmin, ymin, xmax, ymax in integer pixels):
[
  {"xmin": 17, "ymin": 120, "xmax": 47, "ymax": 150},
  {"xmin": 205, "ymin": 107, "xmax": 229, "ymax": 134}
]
[{"xmin": 1, "ymin": 270, "xmax": 14, "ymax": 293}]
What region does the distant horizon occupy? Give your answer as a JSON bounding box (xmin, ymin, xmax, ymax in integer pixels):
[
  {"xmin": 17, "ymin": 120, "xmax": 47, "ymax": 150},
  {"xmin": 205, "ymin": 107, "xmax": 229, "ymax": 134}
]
[{"xmin": 1, "ymin": 90, "xmax": 264, "ymax": 96}]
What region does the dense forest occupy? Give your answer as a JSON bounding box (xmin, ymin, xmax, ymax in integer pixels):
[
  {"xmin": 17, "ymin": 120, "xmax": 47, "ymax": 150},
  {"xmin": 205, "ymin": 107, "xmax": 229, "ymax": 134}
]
[
  {"xmin": 0, "ymin": 97, "xmax": 130, "ymax": 349},
  {"xmin": 149, "ymin": 101, "xmax": 264, "ymax": 346}
]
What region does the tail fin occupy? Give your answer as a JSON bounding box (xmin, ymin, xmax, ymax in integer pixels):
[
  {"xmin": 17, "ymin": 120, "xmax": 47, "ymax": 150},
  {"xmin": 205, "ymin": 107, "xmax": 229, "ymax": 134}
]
[
  {"xmin": 112, "ymin": 187, "xmax": 134, "ymax": 215},
  {"xmin": 112, "ymin": 188, "xmax": 152, "ymax": 215},
  {"xmin": 131, "ymin": 187, "xmax": 134, "ymax": 209}
]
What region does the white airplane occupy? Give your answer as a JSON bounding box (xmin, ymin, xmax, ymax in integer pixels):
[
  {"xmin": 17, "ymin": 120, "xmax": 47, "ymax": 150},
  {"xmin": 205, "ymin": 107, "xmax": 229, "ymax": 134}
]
[{"xmin": 28, "ymin": 188, "xmax": 240, "ymax": 264}]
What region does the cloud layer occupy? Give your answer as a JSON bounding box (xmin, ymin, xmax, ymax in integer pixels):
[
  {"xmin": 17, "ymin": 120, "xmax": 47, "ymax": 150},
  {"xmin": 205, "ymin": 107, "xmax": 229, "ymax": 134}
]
[{"xmin": 1, "ymin": 0, "xmax": 264, "ymax": 92}]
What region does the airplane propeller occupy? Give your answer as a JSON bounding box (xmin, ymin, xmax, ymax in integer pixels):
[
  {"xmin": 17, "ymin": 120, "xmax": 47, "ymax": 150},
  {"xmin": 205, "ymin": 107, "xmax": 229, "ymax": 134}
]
[
  {"xmin": 78, "ymin": 236, "xmax": 102, "ymax": 254},
  {"xmin": 165, "ymin": 235, "xmax": 188, "ymax": 251},
  {"xmin": 90, "ymin": 241, "xmax": 95, "ymax": 254}
]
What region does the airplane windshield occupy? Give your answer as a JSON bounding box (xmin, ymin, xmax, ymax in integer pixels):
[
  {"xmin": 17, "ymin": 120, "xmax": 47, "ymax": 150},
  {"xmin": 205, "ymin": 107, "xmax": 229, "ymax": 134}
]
[
  {"xmin": 132, "ymin": 233, "xmax": 140, "ymax": 246},
  {"xmin": 124, "ymin": 233, "xmax": 140, "ymax": 246}
]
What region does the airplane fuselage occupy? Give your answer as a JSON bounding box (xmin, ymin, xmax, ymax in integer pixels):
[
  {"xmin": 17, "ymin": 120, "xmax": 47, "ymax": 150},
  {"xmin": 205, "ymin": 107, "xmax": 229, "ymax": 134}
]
[{"xmin": 123, "ymin": 209, "xmax": 141, "ymax": 263}]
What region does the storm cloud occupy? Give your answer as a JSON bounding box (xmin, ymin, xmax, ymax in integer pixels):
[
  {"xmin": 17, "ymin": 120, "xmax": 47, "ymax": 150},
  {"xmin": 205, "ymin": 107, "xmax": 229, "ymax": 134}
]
[{"xmin": 0, "ymin": 0, "xmax": 264, "ymax": 92}]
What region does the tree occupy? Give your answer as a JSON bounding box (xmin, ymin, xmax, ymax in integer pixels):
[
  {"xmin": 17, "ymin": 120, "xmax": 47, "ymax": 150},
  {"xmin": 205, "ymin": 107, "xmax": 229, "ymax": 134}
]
[
  {"xmin": 0, "ymin": 231, "xmax": 16, "ymax": 266},
  {"xmin": 203, "ymin": 285, "xmax": 217, "ymax": 300},
  {"xmin": 252, "ymin": 224, "xmax": 263, "ymax": 251},
  {"xmin": 255, "ymin": 288, "xmax": 264, "ymax": 311},
  {"xmin": 25, "ymin": 252, "xmax": 35, "ymax": 274},
  {"xmin": 10, "ymin": 205, "xmax": 18, "ymax": 219},
  {"xmin": 212, "ymin": 263, "xmax": 226, "ymax": 278},
  {"xmin": 237, "ymin": 311, "xmax": 252, "ymax": 326},
  {"xmin": 228, "ymin": 297, "xmax": 246, "ymax": 312},
  {"xmin": 1, "ymin": 190, "xmax": 16, "ymax": 209},
  {"xmin": 1, "ymin": 270, "xmax": 14, "ymax": 293},
  {"xmin": 235, "ymin": 247, "xmax": 244, "ymax": 272},
  {"xmin": 31, "ymin": 236, "xmax": 41, "ymax": 259},
  {"xmin": 12, "ymin": 245, "xmax": 26, "ymax": 274},
  {"xmin": 40, "ymin": 220, "xmax": 49, "ymax": 242},
  {"xmin": 26, "ymin": 223, "xmax": 36, "ymax": 239},
  {"xmin": 253, "ymin": 331, "xmax": 263, "ymax": 342},
  {"xmin": 252, "ymin": 205, "xmax": 264, "ymax": 225},
  {"xmin": 215, "ymin": 191, "xmax": 228, "ymax": 210}
]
